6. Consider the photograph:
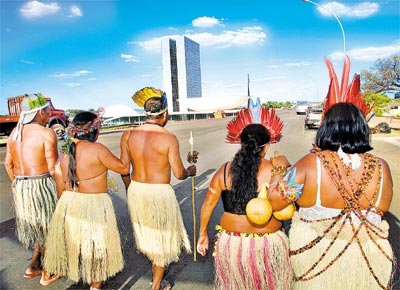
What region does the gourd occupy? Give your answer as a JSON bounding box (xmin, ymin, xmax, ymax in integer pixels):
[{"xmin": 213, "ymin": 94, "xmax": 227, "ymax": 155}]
[
  {"xmin": 246, "ymin": 182, "xmax": 272, "ymax": 225},
  {"xmin": 272, "ymin": 203, "xmax": 296, "ymax": 220}
]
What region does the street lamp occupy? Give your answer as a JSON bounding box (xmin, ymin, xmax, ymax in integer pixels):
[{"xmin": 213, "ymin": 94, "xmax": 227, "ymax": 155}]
[{"xmin": 302, "ymin": 0, "xmax": 346, "ymax": 57}]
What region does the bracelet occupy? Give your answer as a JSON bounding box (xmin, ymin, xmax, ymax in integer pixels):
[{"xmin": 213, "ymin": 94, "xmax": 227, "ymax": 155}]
[{"xmin": 271, "ymin": 165, "xmax": 287, "ymax": 177}]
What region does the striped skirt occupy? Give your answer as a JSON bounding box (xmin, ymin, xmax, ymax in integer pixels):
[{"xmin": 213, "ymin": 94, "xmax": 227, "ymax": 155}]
[
  {"xmin": 12, "ymin": 175, "xmax": 58, "ymax": 249},
  {"xmin": 213, "ymin": 226, "xmax": 293, "ymax": 290}
]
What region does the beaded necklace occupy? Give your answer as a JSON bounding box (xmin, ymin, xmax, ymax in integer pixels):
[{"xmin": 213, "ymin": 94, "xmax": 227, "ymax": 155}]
[{"xmin": 290, "ymin": 149, "xmax": 392, "ymax": 289}]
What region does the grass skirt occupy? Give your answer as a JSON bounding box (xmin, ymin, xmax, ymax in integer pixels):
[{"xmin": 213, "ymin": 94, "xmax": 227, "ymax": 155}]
[
  {"xmin": 213, "ymin": 228, "xmax": 293, "ymax": 290},
  {"xmin": 127, "ymin": 181, "xmax": 191, "ymax": 267},
  {"xmin": 289, "ymin": 212, "xmax": 394, "ymax": 290},
  {"xmin": 12, "ymin": 176, "xmax": 58, "ymax": 248},
  {"xmin": 43, "ymin": 190, "xmax": 123, "ymax": 284}
]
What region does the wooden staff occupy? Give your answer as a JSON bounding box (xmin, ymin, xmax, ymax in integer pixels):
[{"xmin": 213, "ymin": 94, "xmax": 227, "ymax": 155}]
[{"xmin": 189, "ymin": 131, "xmax": 197, "ymax": 262}]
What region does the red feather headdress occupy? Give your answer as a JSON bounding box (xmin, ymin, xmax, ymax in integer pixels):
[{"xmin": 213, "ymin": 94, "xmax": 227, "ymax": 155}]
[
  {"xmin": 323, "ymin": 55, "xmax": 373, "ymax": 117},
  {"xmin": 226, "ymin": 98, "xmax": 283, "ymax": 144}
]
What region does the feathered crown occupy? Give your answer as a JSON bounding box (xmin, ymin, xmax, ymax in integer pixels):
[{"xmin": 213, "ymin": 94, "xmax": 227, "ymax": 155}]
[
  {"xmin": 132, "ymin": 87, "xmax": 164, "ymax": 107},
  {"xmin": 226, "ymin": 98, "xmax": 283, "ymax": 144},
  {"xmin": 132, "ymin": 87, "xmax": 168, "ymax": 116},
  {"xmin": 323, "ymin": 55, "xmax": 373, "ymax": 117}
]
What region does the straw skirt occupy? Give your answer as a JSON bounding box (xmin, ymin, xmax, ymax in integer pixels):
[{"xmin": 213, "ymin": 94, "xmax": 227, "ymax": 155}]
[
  {"xmin": 289, "ymin": 212, "xmax": 394, "ymax": 290},
  {"xmin": 213, "ymin": 228, "xmax": 293, "ymax": 290},
  {"xmin": 127, "ymin": 181, "xmax": 191, "ymax": 267},
  {"xmin": 44, "ymin": 190, "xmax": 123, "ymax": 284},
  {"xmin": 12, "ymin": 176, "xmax": 58, "ymax": 249}
]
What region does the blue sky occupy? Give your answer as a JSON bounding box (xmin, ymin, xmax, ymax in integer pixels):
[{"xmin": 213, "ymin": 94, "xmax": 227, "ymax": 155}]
[{"xmin": 1, "ymin": 0, "xmax": 399, "ymax": 114}]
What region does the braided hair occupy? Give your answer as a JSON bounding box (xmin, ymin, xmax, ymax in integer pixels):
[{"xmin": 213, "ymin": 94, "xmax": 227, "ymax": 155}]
[
  {"xmin": 229, "ymin": 124, "xmax": 271, "ymax": 211},
  {"xmin": 67, "ymin": 111, "xmax": 99, "ymax": 189}
]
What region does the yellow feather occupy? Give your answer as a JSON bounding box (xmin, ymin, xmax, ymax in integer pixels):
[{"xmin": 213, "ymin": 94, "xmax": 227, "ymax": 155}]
[{"xmin": 132, "ymin": 87, "xmax": 164, "ymax": 107}]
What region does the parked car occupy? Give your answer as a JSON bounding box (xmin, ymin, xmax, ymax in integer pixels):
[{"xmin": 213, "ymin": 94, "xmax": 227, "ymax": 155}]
[
  {"xmin": 296, "ymin": 105, "xmax": 309, "ymax": 115},
  {"xmin": 305, "ymin": 107, "xmax": 323, "ymax": 129}
]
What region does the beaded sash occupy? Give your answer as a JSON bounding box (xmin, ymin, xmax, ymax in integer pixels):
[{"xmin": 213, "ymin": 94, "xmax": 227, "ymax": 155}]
[{"xmin": 290, "ymin": 150, "xmax": 393, "ymax": 290}]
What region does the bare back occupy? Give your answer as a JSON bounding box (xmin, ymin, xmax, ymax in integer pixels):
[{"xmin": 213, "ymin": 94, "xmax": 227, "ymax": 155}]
[
  {"xmin": 57, "ymin": 140, "xmax": 129, "ymax": 194},
  {"xmin": 202, "ymin": 159, "xmax": 283, "ymax": 235},
  {"xmin": 128, "ymin": 124, "xmax": 187, "ymax": 184},
  {"xmin": 5, "ymin": 124, "xmax": 58, "ymax": 180},
  {"xmin": 296, "ymin": 152, "xmax": 393, "ymax": 213}
]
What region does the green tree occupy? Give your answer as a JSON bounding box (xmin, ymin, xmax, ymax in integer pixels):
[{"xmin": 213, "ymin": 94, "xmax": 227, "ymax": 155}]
[
  {"xmin": 363, "ymin": 92, "xmax": 391, "ymax": 116},
  {"xmin": 66, "ymin": 109, "xmax": 84, "ymax": 119},
  {"xmin": 361, "ymin": 55, "xmax": 400, "ymax": 93}
]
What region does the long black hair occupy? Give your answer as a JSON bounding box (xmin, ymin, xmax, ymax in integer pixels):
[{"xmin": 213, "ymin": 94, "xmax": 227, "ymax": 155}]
[
  {"xmin": 316, "ymin": 103, "xmax": 373, "ymax": 154},
  {"xmin": 229, "ymin": 124, "xmax": 271, "ymax": 210},
  {"xmin": 68, "ymin": 111, "xmax": 99, "ymax": 188}
]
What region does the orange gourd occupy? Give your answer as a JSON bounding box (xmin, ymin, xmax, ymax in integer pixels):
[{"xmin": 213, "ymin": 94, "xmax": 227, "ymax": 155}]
[
  {"xmin": 246, "ymin": 183, "xmax": 272, "ymax": 225},
  {"xmin": 272, "ymin": 203, "xmax": 296, "ymax": 220}
]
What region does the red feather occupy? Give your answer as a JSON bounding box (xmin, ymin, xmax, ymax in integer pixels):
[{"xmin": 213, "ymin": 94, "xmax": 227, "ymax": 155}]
[
  {"xmin": 339, "ymin": 55, "xmax": 351, "ymax": 100},
  {"xmin": 226, "ymin": 109, "xmax": 254, "ymax": 143},
  {"xmin": 323, "ymin": 55, "xmax": 372, "ymax": 117},
  {"xmin": 259, "ymin": 108, "xmax": 283, "ymax": 143},
  {"xmin": 226, "ymin": 106, "xmax": 283, "ymax": 144}
]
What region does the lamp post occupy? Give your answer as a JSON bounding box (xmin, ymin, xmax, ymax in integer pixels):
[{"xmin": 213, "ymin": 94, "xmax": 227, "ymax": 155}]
[{"xmin": 302, "ymin": 0, "xmax": 346, "ymax": 57}]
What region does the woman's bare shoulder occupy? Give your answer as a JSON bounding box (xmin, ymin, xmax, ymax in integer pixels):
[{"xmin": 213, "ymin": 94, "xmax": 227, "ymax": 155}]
[{"xmin": 294, "ymin": 152, "xmax": 316, "ymax": 166}]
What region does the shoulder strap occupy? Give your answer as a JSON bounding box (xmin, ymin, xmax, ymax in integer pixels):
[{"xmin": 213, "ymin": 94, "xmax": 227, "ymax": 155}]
[
  {"xmin": 223, "ymin": 162, "xmax": 229, "ymax": 189},
  {"xmin": 316, "ymin": 155, "xmax": 322, "ymax": 206},
  {"xmin": 375, "ymin": 158, "xmax": 384, "ymax": 207}
]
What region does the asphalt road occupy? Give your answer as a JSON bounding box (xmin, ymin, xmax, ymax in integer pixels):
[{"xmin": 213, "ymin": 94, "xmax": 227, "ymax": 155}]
[{"xmin": 1, "ymin": 110, "xmax": 399, "ymax": 290}]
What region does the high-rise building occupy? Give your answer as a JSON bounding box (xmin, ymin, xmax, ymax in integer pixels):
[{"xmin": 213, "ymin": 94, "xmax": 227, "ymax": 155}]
[{"xmin": 162, "ymin": 36, "xmax": 202, "ymax": 113}]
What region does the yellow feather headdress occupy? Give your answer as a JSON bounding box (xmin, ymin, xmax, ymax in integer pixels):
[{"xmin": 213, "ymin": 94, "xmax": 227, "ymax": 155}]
[{"xmin": 132, "ymin": 87, "xmax": 164, "ymax": 107}]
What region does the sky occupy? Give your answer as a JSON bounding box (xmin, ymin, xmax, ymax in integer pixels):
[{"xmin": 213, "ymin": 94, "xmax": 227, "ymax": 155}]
[{"xmin": 1, "ymin": 0, "xmax": 399, "ymax": 115}]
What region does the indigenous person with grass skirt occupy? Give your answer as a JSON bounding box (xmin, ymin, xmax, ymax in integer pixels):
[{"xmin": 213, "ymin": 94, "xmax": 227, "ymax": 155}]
[
  {"xmin": 197, "ymin": 98, "xmax": 293, "ymax": 290},
  {"xmin": 4, "ymin": 93, "xmax": 62, "ymax": 286},
  {"xmin": 43, "ymin": 110, "xmax": 130, "ymax": 290},
  {"xmin": 269, "ymin": 56, "xmax": 395, "ymax": 290},
  {"xmin": 122, "ymin": 87, "xmax": 197, "ymax": 290}
]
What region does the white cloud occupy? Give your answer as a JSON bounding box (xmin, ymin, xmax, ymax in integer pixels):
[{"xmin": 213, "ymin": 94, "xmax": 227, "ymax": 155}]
[
  {"xmin": 137, "ymin": 26, "xmax": 266, "ymax": 52},
  {"xmin": 318, "ymin": 2, "xmax": 379, "ymax": 18},
  {"xmin": 65, "ymin": 83, "xmax": 81, "ymax": 87},
  {"xmin": 87, "ymin": 78, "xmax": 97, "ymax": 81},
  {"xmin": 131, "ymin": 35, "xmax": 179, "ymax": 52},
  {"xmin": 49, "ymin": 70, "xmax": 91, "ymax": 78},
  {"xmin": 69, "ymin": 5, "xmax": 83, "ymax": 17},
  {"xmin": 141, "ymin": 74, "xmax": 152, "ymax": 78},
  {"xmin": 21, "ymin": 59, "xmax": 35, "ymax": 64},
  {"xmin": 284, "ymin": 62, "xmax": 311, "ymax": 67},
  {"xmin": 329, "ymin": 43, "xmax": 400, "ymax": 61},
  {"xmin": 20, "ymin": 1, "xmax": 60, "ymax": 19},
  {"xmin": 253, "ymin": 76, "xmax": 287, "ymax": 82},
  {"xmin": 121, "ymin": 54, "xmax": 140, "ymax": 62},
  {"xmin": 192, "ymin": 16, "xmax": 223, "ymax": 28}
]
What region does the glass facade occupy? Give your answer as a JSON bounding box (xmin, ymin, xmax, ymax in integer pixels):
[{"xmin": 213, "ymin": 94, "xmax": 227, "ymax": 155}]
[
  {"xmin": 162, "ymin": 36, "xmax": 202, "ymax": 113},
  {"xmin": 183, "ymin": 37, "xmax": 202, "ymax": 99}
]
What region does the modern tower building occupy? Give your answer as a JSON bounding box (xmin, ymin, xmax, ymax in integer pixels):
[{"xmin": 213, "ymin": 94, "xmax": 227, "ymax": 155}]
[{"xmin": 162, "ymin": 36, "xmax": 202, "ymax": 113}]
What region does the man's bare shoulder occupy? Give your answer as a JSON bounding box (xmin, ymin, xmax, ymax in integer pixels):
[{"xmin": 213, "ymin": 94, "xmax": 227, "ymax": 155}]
[
  {"xmin": 130, "ymin": 126, "xmax": 176, "ymax": 139},
  {"xmin": 35, "ymin": 125, "xmax": 57, "ymax": 141}
]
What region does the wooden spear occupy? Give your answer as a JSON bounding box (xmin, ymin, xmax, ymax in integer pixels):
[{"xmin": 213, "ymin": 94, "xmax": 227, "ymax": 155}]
[{"xmin": 189, "ymin": 131, "xmax": 197, "ymax": 262}]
